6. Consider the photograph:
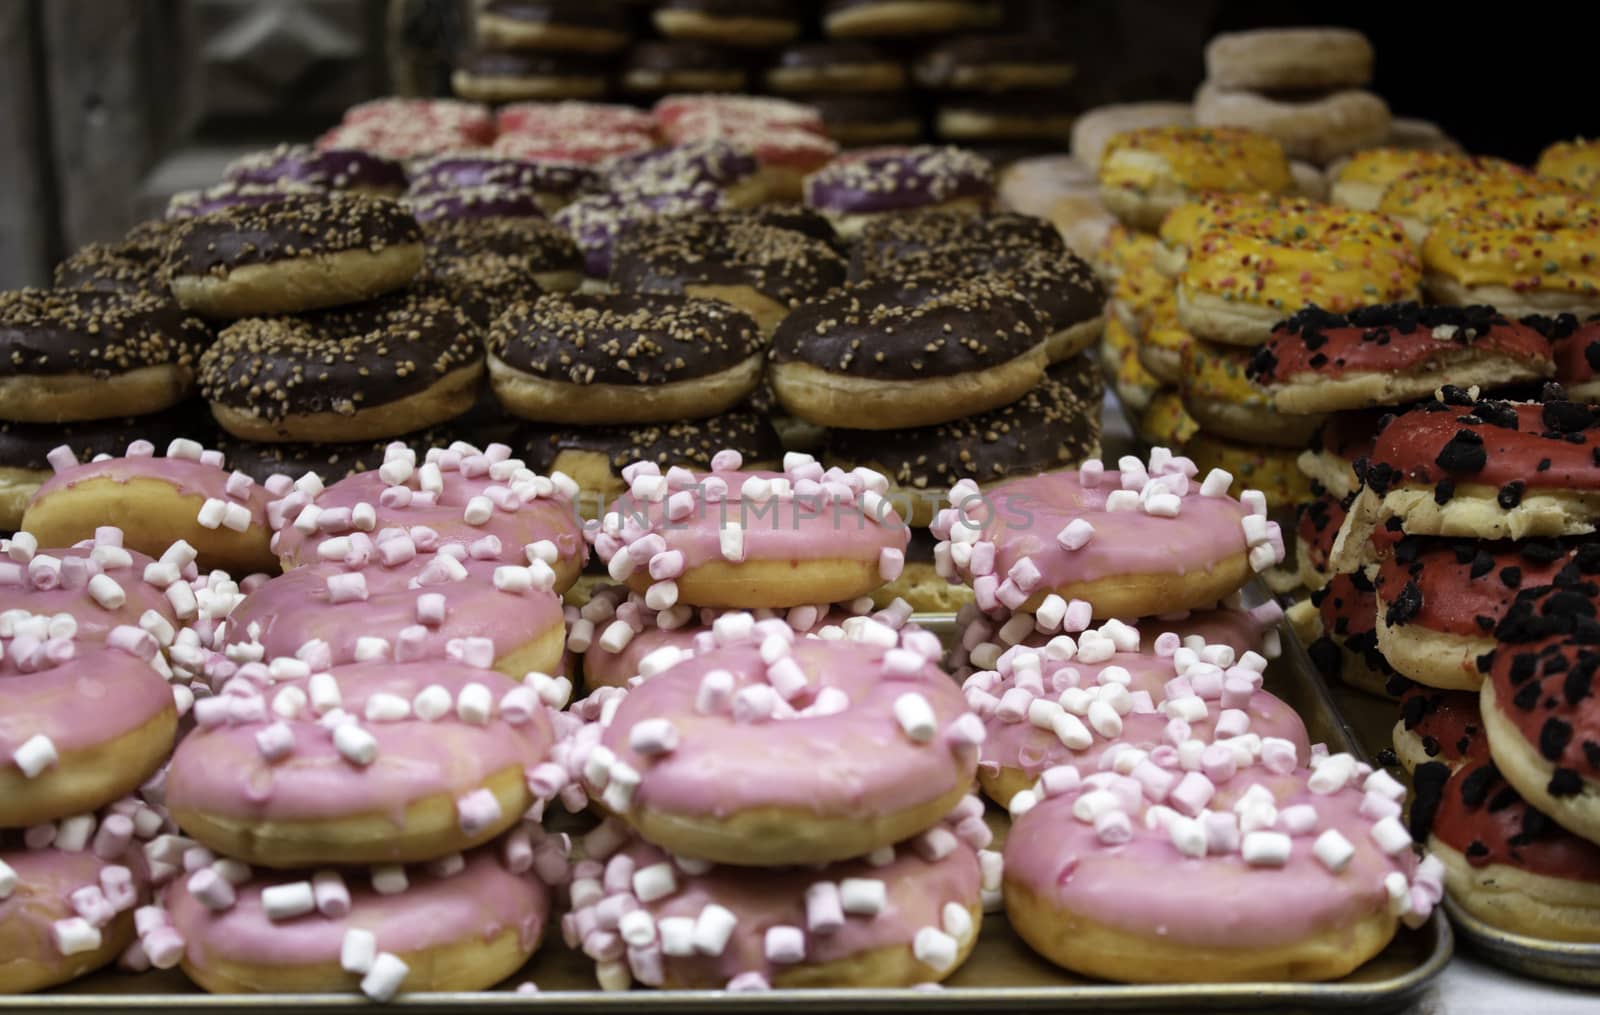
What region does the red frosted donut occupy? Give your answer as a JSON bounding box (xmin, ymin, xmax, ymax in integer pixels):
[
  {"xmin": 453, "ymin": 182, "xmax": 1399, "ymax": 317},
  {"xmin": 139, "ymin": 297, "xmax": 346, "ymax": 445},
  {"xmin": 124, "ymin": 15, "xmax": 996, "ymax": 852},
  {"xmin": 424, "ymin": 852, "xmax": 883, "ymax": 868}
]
[
  {"xmin": 1299, "ymin": 408, "xmax": 1385, "ymax": 501},
  {"xmin": 1418, "ymin": 759, "xmax": 1600, "ymax": 942},
  {"xmin": 1295, "ymin": 490, "xmax": 1349, "ymax": 590},
  {"xmin": 1247, "ymin": 303, "xmax": 1554, "ymax": 415},
  {"xmin": 1393, "ymin": 686, "xmax": 1486, "ymax": 774},
  {"xmin": 564, "ymin": 806, "xmax": 989, "ymax": 991},
  {"xmin": 165, "ymin": 660, "xmax": 562, "ymax": 867},
  {"xmin": 267, "ymin": 440, "xmax": 586, "ymax": 588},
  {"xmin": 1532, "ymin": 311, "xmax": 1600, "ymax": 401},
  {"xmin": 1003, "ymin": 760, "xmax": 1438, "ymax": 982},
  {"xmin": 1306, "ymin": 570, "xmax": 1397, "ymax": 699},
  {"xmin": 163, "ymin": 844, "xmax": 556, "ymax": 998},
  {"xmin": 568, "ymin": 613, "xmax": 978, "ymax": 865},
  {"xmin": 965, "ymin": 620, "xmax": 1309, "ymax": 807},
  {"xmin": 934, "ymin": 452, "xmax": 1281, "ymax": 621},
  {"xmin": 343, "ymin": 98, "xmax": 494, "ymax": 141},
  {"xmin": 22, "ymin": 439, "xmax": 277, "ymax": 575},
  {"xmin": 1478, "ymin": 582, "xmax": 1600, "ymax": 844},
  {"xmin": 0, "ymin": 808, "xmax": 155, "ymax": 992},
  {"xmin": 654, "ymin": 94, "xmax": 824, "ymax": 135},
  {"xmin": 496, "ymin": 100, "xmax": 656, "ymax": 139},
  {"xmin": 1375, "ymin": 536, "xmax": 1597, "ymax": 691},
  {"xmin": 222, "ymin": 552, "xmax": 567, "ymax": 681},
  {"xmin": 491, "ymin": 130, "xmax": 656, "ymax": 166},
  {"xmin": 590, "ymin": 450, "xmax": 909, "ymax": 610}
]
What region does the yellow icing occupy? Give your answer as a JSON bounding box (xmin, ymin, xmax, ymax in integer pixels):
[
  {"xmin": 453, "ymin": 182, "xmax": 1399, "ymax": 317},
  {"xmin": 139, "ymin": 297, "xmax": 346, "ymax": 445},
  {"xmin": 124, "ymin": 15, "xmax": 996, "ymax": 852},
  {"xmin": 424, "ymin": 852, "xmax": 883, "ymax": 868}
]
[
  {"xmin": 1098, "ymin": 225, "xmax": 1162, "ymax": 281},
  {"xmin": 1100, "ymin": 127, "xmax": 1292, "ymax": 196},
  {"xmin": 1104, "ymin": 314, "xmax": 1163, "ymax": 405},
  {"xmin": 1180, "ymin": 228, "xmax": 1422, "ymax": 314},
  {"xmin": 1536, "ymin": 139, "xmax": 1600, "ymax": 196},
  {"xmin": 1180, "ymin": 339, "xmax": 1266, "ymax": 407},
  {"xmin": 1161, "ymin": 195, "xmax": 1414, "ymax": 255},
  {"xmin": 1423, "ymin": 203, "xmax": 1600, "ymax": 293},
  {"xmin": 1333, "ymin": 149, "xmax": 1510, "ymax": 188},
  {"xmin": 1376, "ymin": 170, "xmax": 1578, "ymax": 231},
  {"xmin": 1139, "ymin": 389, "xmax": 1200, "ymax": 447}
]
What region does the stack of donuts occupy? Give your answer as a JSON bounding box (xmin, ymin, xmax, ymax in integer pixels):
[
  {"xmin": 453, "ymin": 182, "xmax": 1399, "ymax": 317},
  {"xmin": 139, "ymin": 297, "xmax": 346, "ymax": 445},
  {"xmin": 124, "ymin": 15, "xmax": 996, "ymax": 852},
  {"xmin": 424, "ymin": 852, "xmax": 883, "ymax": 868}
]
[
  {"xmin": 4, "ymin": 430, "xmax": 590, "ymax": 1000},
  {"xmin": 915, "ymin": 446, "xmax": 1441, "ymax": 979}
]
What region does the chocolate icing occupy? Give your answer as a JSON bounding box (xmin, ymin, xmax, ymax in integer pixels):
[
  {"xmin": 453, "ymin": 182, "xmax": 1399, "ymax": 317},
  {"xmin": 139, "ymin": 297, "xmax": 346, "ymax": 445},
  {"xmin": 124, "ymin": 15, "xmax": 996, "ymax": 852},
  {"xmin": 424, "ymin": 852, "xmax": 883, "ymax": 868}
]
[
  {"xmin": 165, "ymin": 193, "xmax": 422, "ymax": 276},
  {"xmin": 625, "ymin": 40, "xmax": 751, "ymax": 75},
  {"xmin": 770, "ymin": 277, "xmax": 1045, "ymax": 380},
  {"xmin": 915, "ymin": 35, "xmax": 1071, "ymax": 87},
  {"xmin": 481, "ymin": 0, "xmax": 629, "ymax": 29},
  {"xmin": 225, "ymin": 144, "xmax": 406, "ymax": 193},
  {"xmin": 772, "ymin": 40, "xmax": 899, "ymax": 71},
  {"xmin": 488, "ymin": 292, "xmax": 761, "ymax": 385},
  {"xmin": 611, "ymin": 212, "xmax": 846, "ymax": 305},
  {"xmin": 513, "ymin": 408, "xmax": 782, "ymax": 475},
  {"xmin": 198, "ymin": 283, "xmax": 482, "ymax": 420},
  {"xmin": 422, "ymin": 215, "xmax": 582, "ymax": 324},
  {"xmin": 454, "ymin": 49, "xmax": 611, "ymax": 81},
  {"xmin": 165, "ymin": 182, "xmax": 318, "ymax": 220},
  {"xmin": 53, "ymin": 221, "xmax": 181, "ymax": 294},
  {"xmin": 0, "ymin": 287, "xmax": 211, "ymax": 378},
  {"xmin": 0, "ymin": 402, "xmax": 215, "ymax": 471}
]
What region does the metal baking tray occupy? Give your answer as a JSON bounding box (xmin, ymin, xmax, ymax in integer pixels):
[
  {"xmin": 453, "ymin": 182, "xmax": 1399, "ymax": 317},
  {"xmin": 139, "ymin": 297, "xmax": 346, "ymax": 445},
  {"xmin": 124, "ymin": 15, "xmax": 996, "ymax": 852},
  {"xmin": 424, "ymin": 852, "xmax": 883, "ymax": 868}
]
[
  {"xmin": 17, "ymin": 612, "xmax": 1451, "ymax": 1012},
  {"xmin": 1320, "ymin": 660, "xmax": 1600, "ymax": 986}
]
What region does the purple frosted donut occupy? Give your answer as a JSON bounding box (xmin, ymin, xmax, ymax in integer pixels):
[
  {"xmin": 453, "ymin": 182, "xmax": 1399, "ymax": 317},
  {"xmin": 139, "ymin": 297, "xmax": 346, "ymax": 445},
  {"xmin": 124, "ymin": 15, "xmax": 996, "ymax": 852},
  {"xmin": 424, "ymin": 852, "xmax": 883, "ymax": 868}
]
[
  {"xmin": 225, "ymin": 144, "xmax": 407, "ymax": 195},
  {"xmin": 604, "ymin": 140, "xmax": 763, "ymax": 206},
  {"xmin": 407, "ymin": 154, "xmax": 597, "ymax": 212},
  {"xmin": 803, "ymin": 145, "xmax": 995, "ymax": 220},
  {"xmin": 406, "ymin": 184, "xmax": 548, "ymax": 223},
  {"xmin": 554, "ymin": 190, "xmax": 724, "ymax": 277},
  {"xmin": 165, "ymin": 182, "xmax": 318, "ymax": 220}
]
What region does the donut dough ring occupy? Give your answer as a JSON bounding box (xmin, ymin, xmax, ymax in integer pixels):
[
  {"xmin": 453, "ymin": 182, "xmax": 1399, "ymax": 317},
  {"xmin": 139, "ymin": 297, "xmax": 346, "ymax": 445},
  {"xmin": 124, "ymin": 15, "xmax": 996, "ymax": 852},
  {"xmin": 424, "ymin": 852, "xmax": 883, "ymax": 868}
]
[
  {"xmin": 210, "ymin": 362, "xmax": 482, "ymax": 443},
  {"xmin": 488, "ymin": 352, "xmax": 763, "ymax": 425},
  {"xmin": 169, "ymin": 244, "xmax": 423, "ymax": 320},
  {"xmin": 0, "ymin": 365, "xmax": 194, "ymax": 425},
  {"xmin": 1481, "ymin": 681, "xmax": 1600, "ymax": 849}
]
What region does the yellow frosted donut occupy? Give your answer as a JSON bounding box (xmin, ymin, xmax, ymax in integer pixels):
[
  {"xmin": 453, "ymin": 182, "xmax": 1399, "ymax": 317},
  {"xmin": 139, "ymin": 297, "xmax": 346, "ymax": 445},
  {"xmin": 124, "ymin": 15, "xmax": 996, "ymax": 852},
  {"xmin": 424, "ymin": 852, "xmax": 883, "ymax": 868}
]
[
  {"xmin": 1424, "ymin": 198, "xmax": 1600, "ymax": 318},
  {"xmin": 1536, "ymin": 138, "xmax": 1600, "ymax": 196},
  {"xmin": 1178, "ymin": 339, "xmax": 1323, "ymax": 448},
  {"xmin": 1376, "ymin": 168, "xmax": 1580, "ymax": 243},
  {"xmin": 1136, "ymin": 307, "xmax": 1191, "ymax": 384},
  {"xmin": 1329, "ymin": 150, "xmax": 1515, "ymax": 210},
  {"xmin": 1098, "ymin": 126, "xmax": 1294, "ymax": 231},
  {"xmin": 1136, "ymin": 388, "xmax": 1199, "ymax": 447},
  {"xmin": 1095, "ymin": 223, "xmax": 1162, "ymax": 283},
  {"xmin": 1158, "ymin": 194, "xmax": 1412, "ymax": 276},
  {"xmin": 1101, "ymin": 314, "xmax": 1162, "ymax": 414},
  {"xmin": 1110, "ymin": 257, "xmax": 1175, "ymax": 338}
]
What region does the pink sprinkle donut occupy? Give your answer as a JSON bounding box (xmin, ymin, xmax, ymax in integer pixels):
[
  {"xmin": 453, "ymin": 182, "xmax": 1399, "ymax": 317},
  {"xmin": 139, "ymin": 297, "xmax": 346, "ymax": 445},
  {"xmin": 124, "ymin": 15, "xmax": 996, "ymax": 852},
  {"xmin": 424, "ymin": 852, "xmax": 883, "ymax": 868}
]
[
  {"xmin": 571, "ymin": 583, "xmax": 890, "ymax": 692},
  {"xmin": 496, "ymin": 100, "xmax": 657, "ymax": 139},
  {"xmin": 573, "ymin": 613, "xmax": 977, "ymax": 865},
  {"xmin": 0, "ymin": 624, "xmax": 177, "ymax": 827},
  {"xmin": 222, "ymin": 552, "xmax": 567, "ymax": 681},
  {"xmin": 962, "ymin": 621, "xmax": 1309, "ymax": 807},
  {"xmin": 23, "ymin": 440, "xmax": 277, "ymax": 576},
  {"xmin": 163, "ymin": 844, "xmax": 554, "ymax": 999},
  {"xmin": 267, "ymin": 441, "xmax": 586, "ymax": 589},
  {"xmin": 0, "ymin": 529, "xmax": 180, "ymax": 646},
  {"xmin": 1004, "ymin": 760, "xmax": 1437, "ymax": 982},
  {"xmin": 591, "ymin": 450, "xmax": 909, "ymax": 609},
  {"xmin": 566, "ymin": 804, "xmax": 989, "ymax": 991},
  {"xmin": 165, "ymin": 661, "xmax": 560, "ymax": 867},
  {"xmin": 933, "ymin": 452, "xmax": 1280, "ymax": 620}
]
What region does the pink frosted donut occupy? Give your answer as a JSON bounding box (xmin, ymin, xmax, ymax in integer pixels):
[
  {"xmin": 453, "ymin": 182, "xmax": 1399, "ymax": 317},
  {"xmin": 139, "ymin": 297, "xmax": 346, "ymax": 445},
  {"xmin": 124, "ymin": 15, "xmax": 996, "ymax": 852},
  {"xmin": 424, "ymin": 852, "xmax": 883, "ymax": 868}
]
[
  {"xmin": 22, "ymin": 439, "xmax": 277, "ymax": 576},
  {"xmin": 572, "ymin": 613, "xmax": 978, "ymax": 865},
  {"xmin": 961, "ymin": 619, "xmax": 1309, "ymax": 806},
  {"xmin": 933, "ymin": 451, "xmax": 1281, "ymax": 620},
  {"xmin": 222, "ymin": 551, "xmax": 567, "ymax": 681},
  {"xmin": 0, "ymin": 623, "xmax": 177, "ymax": 828},
  {"xmin": 165, "ymin": 660, "xmax": 562, "ymax": 867},
  {"xmin": 267, "ymin": 441, "xmax": 586, "ymax": 589},
  {"xmin": 1003, "ymin": 759, "xmax": 1439, "ymax": 982},
  {"xmin": 571, "ymin": 583, "xmax": 894, "ymax": 692},
  {"xmin": 0, "ymin": 529, "xmax": 181, "ymax": 646},
  {"xmin": 565, "ymin": 802, "xmax": 992, "ymax": 991},
  {"xmin": 591, "ymin": 450, "xmax": 909, "ymax": 609},
  {"xmin": 163, "ymin": 844, "xmax": 555, "ymax": 999},
  {"xmin": 0, "ymin": 808, "xmax": 155, "ymax": 992}
]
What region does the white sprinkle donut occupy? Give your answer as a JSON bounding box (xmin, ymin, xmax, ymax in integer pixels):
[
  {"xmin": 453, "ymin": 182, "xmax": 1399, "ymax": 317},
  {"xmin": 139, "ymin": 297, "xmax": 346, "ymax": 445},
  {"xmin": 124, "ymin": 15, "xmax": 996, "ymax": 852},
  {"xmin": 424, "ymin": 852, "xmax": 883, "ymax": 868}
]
[
  {"xmin": 1195, "ymin": 82, "xmax": 1391, "ymax": 166},
  {"xmin": 590, "ymin": 451, "xmax": 909, "ymax": 610},
  {"xmin": 564, "ymin": 803, "xmax": 992, "ymax": 991},
  {"xmin": 566, "ymin": 613, "xmax": 979, "ymax": 865},
  {"xmin": 162, "ymin": 843, "xmax": 556, "ymax": 999},
  {"xmin": 1203, "ymin": 28, "xmax": 1375, "ymax": 92},
  {"xmin": 165, "ymin": 660, "xmax": 562, "ymax": 868},
  {"xmin": 1004, "ymin": 758, "xmax": 1438, "ymax": 982}
]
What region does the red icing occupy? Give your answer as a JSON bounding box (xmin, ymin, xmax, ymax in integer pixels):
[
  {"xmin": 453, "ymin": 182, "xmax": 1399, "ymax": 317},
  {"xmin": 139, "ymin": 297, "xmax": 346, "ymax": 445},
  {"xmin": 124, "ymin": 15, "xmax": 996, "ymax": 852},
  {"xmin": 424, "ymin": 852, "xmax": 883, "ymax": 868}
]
[
  {"xmin": 1484, "ymin": 632, "xmax": 1600, "ymax": 781},
  {"xmin": 1260, "ymin": 316, "xmax": 1551, "ymax": 383},
  {"xmin": 1552, "ymin": 317, "xmax": 1600, "ymax": 386},
  {"xmin": 1375, "ymin": 538, "xmax": 1581, "ymax": 638},
  {"xmin": 1431, "ymin": 761, "xmax": 1600, "ymax": 881},
  {"xmin": 1398, "ymin": 686, "xmax": 1487, "ymax": 765},
  {"xmin": 1296, "ymin": 493, "xmax": 1348, "ymax": 578},
  {"xmin": 1372, "ymin": 401, "xmax": 1600, "ymax": 491}
]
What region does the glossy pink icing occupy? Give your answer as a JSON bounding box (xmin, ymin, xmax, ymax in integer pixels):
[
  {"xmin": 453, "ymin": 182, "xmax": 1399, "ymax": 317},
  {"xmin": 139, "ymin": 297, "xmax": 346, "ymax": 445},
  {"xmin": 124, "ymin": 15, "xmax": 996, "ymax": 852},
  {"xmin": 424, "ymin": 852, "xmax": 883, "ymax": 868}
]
[
  {"xmin": 0, "ymin": 637, "xmax": 174, "ymax": 758},
  {"xmin": 35, "ymin": 456, "xmax": 271, "ymax": 529},
  {"xmin": 0, "ymin": 836, "xmax": 150, "ymax": 974},
  {"xmin": 222, "ymin": 556, "xmax": 563, "ymax": 670},
  {"xmin": 596, "ymin": 634, "xmax": 975, "ymax": 820},
  {"xmin": 951, "ymin": 606, "xmax": 1275, "ymax": 677},
  {"xmin": 1004, "ymin": 767, "xmax": 1420, "ymax": 950},
  {"xmin": 166, "ymin": 662, "xmax": 553, "ymax": 824},
  {"xmin": 0, "ymin": 541, "xmax": 177, "ymax": 642},
  {"xmin": 164, "ymin": 846, "xmax": 549, "ymax": 971}
]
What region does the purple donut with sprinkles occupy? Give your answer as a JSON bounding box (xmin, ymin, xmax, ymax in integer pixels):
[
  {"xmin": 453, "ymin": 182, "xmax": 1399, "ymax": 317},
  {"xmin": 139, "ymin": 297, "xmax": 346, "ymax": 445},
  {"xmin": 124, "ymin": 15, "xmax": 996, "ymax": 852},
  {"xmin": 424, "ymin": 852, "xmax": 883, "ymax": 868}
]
[
  {"xmin": 803, "ymin": 145, "xmax": 995, "ymax": 236},
  {"xmin": 225, "ymin": 144, "xmax": 407, "ymax": 195}
]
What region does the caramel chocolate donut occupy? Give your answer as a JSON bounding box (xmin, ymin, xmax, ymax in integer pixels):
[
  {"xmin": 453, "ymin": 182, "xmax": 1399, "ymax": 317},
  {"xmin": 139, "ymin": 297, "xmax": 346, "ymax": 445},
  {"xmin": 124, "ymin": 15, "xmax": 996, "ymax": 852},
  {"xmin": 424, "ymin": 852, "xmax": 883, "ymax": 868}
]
[
  {"xmin": 915, "ymin": 35, "xmax": 1073, "ymax": 92},
  {"xmin": 566, "ymin": 815, "xmax": 986, "ymax": 990},
  {"xmin": 621, "ymin": 41, "xmax": 748, "ymax": 96},
  {"xmin": 198, "ymin": 285, "xmax": 483, "ymax": 443},
  {"xmin": 54, "ymin": 221, "xmax": 180, "ymax": 295},
  {"xmin": 1336, "ymin": 396, "xmax": 1600, "ymax": 561},
  {"xmin": 22, "ymin": 439, "xmax": 277, "ymax": 575},
  {"xmin": 573, "ymin": 615, "xmax": 975, "ymax": 865},
  {"xmin": 224, "ymin": 144, "xmax": 406, "ymax": 196},
  {"xmin": 212, "ymin": 436, "xmax": 393, "ymax": 488},
  {"xmin": 450, "ymin": 49, "xmax": 610, "ymax": 103},
  {"xmin": 1423, "ymin": 201, "xmax": 1600, "ymax": 319},
  {"xmin": 805, "ymin": 94, "xmax": 923, "ymax": 147},
  {"xmin": 740, "ymin": 203, "xmax": 841, "ymax": 250},
  {"xmin": 770, "ymin": 278, "xmax": 1049, "ymax": 430},
  {"xmin": 936, "ymin": 90, "xmax": 1078, "ymax": 146},
  {"xmin": 421, "ymin": 214, "xmax": 584, "ymax": 323},
  {"xmin": 407, "ymin": 154, "xmax": 596, "ymax": 216},
  {"xmin": 1393, "ymin": 686, "xmax": 1486, "ymax": 774},
  {"xmin": 1421, "ymin": 760, "xmax": 1600, "ymax": 941},
  {"xmin": 1307, "ymin": 570, "xmax": 1398, "ymax": 699},
  {"xmin": 487, "ymin": 293, "xmax": 763, "ymax": 426},
  {"xmin": 0, "ymin": 404, "xmax": 214, "ymax": 528},
  {"xmin": 765, "ymin": 41, "xmax": 906, "ymax": 93},
  {"xmin": 1295, "ymin": 489, "xmax": 1349, "ymax": 591},
  {"xmin": 477, "ymin": 0, "xmax": 631, "ymax": 53},
  {"xmin": 1194, "ymin": 83, "xmax": 1390, "ymax": 166},
  {"xmin": 803, "ymin": 146, "xmax": 995, "ymax": 238},
  {"xmin": 1097, "ymin": 127, "xmax": 1294, "ymax": 232},
  {"xmin": 165, "ymin": 182, "xmax": 319, "ymax": 221},
  {"xmin": 822, "ymin": 0, "xmax": 999, "ymax": 37},
  {"xmin": 1537, "ymin": 138, "xmax": 1600, "ymax": 197},
  {"xmin": 514, "ymin": 408, "xmax": 783, "ymax": 517},
  {"xmin": 1179, "ymin": 339, "xmax": 1324, "ymax": 448},
  {"xmin": 610, "ymin": 213, "xmax": 846, "ymax": 335},
  {"xmin": 165, "ymin": 194, "xmax": 423, "ymax": 320},
  {"xmin": 1204, "ymin": 28, "xmax": 1374, "ymax": 92},
  {"xmin": 0, "ymin": 813, "xmax": 154, "ymax": 993},
  {"xmin": 653, "ymin": 0, "xmax": 800, "ymax": 47},
  {"xmin": 824, "ymin": 354, "xmax": 1103, "ymax": 527},
  {"xmin": 1376, "ymin": 536, "xmax": 1600, "ymax": 691},
  {"xmin": 165, "ymin": 845, "xmax": 554, "ymax": 999},
  {"xmin": 850, "ymin": 208, "xmax": 1063, "ymax": 269},
  {"xmin": 0, "ymin": 288, "xmax": 209, "ymax": 424},
  {"xmin": 1477, "ymin": 581, "xmax": 1600, "ymax": 843},
  {"xmin": 1249, "ymin": 304, "xmax": 1554, "ymax": 415},
  {"xmin": 1534, "ymin": 312, "xmax": 1600, "ymax": 401},
  {"xmin": 1299, "ymin": 408, "xmax": 1386, "ymax": 499}
]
